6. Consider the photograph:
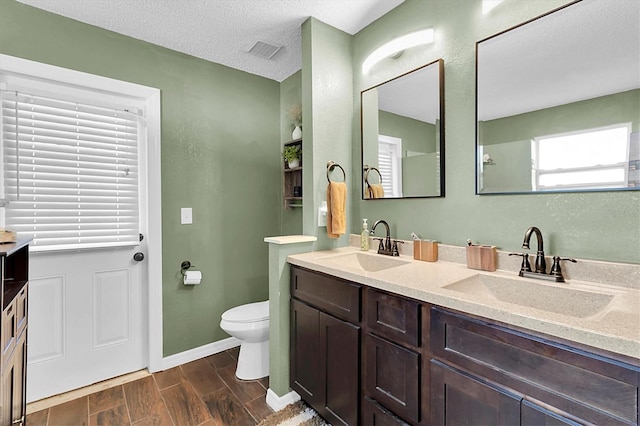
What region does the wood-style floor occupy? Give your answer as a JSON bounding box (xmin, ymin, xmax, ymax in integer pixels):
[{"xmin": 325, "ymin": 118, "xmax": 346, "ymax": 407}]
[{"xmin": 26, "ymin": 348, "xmax": 274, "ymax": 425}]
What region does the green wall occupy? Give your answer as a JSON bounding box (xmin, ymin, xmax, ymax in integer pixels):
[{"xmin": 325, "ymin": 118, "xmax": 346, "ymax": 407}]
[
  {"xmin": 352, "ymin": 0, "xmax": 640, "ymax": 264},
  {"xmin": 379, "ymin": 111, "xmax": 437, "ymax": 154},
  {"xmin": 0, "ymin": 0, "xmax": 282, "ymax": 356},
  {"xmin": 481, "ymin": 89, "xmax": 640, "ymax": 146}
]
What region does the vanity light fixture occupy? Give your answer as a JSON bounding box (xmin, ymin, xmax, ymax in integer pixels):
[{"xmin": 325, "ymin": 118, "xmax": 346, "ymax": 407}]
[
  {"xmin": 362, "ymin": 29, "xmax": 434, "ymax": 74},
  {"xmin": 482, "ymin": 0, "xmax": 504, "ymax": 14}
]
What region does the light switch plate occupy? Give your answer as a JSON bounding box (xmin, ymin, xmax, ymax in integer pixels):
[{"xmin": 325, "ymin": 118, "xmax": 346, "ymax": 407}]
[
  {"xmin": 181, "ymin": 208, "xmax": 192, "ymax": 224},
  {"xmin": 318, "ymin": 201, "xmax": 327, "ymax": 227}
]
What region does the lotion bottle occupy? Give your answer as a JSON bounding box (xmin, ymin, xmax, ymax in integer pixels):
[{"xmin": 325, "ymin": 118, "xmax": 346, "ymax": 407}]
[{"xmin": 361, "ymin": 218, "xmax": 369, "ymax": 251}]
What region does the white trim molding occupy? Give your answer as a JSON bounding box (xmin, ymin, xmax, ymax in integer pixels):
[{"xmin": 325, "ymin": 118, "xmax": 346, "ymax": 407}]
[
  {"xmin": 161, "ymin": 337, "xmax": 241, "ymax": 370},
  {"xmin": 266, "ymin": 388, "xmax": 301, "ymax": 412}
]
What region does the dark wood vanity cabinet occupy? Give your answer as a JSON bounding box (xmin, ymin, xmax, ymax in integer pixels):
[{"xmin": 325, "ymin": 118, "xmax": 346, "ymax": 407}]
[
  {"xmin": 0, "ymin": 242, "xmax": 29, "ymax": 426},
  {"xmin": 290, "ymin": 266, "xmax": 361, "ymax": 425},
  {"xmin": 289, "ymin": 264, "xmax": 639, "ymax": 426},
  {"xmin": 431, "ymin": 307, "xmax": 640, "ymax": 426}
]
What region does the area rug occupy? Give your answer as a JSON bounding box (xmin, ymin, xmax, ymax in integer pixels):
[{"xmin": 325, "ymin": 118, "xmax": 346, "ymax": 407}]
[{"xmin": 258, "ymin": 401, "xmax": 329, "ymax": 426}]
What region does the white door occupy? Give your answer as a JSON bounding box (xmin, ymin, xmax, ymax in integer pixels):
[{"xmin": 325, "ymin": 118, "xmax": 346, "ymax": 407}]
[
  {"xmin": 27, "ymin": 244, "xmax": 147, "ymax": 402},
  {"xmin": 0, "ymin": 54, "xmax": 162, "ymax": 403}
]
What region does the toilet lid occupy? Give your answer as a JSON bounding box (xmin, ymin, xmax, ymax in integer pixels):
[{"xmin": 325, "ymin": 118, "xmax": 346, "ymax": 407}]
[{"xmin": 222, "ymin": 300, "xmax": 269, "ymax": 323}]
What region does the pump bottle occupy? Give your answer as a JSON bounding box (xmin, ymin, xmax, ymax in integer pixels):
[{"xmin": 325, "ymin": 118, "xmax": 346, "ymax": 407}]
[{"xmin": 361, "ymin": 219, "xmax": 369, "ymax": 251}]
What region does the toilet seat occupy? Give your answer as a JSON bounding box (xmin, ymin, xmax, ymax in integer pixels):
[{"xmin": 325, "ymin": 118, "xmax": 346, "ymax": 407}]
[{"xmin": 221, "ymin": 300, "xmax": 269, "ymax": 323}]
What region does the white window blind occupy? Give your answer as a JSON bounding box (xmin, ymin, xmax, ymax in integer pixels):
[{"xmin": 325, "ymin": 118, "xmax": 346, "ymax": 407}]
[
  {"xmin": 378, "ymin": 135, "xmax": 403, "ymax": 197},
  {"xmin": 1, "ymin": 90, "xmax": 140, "ymax": 251}
]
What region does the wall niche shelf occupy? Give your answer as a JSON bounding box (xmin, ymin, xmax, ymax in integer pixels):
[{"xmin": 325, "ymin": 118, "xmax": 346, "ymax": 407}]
[{"xmin": 283, "ymin": 138, "xmax": 302, "ymax": 209}]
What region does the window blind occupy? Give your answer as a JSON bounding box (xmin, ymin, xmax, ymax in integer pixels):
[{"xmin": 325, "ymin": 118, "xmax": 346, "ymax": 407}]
[
  {"xmin": 1, "ymin": 90, "xmax": 140, "ymax": 251},
  {"xmin": 378, "ymin": 145, "xmax": 394, "ymax": 196}
]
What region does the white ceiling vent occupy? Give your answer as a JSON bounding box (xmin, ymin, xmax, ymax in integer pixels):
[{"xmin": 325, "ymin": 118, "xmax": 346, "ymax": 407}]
[{"xmin": 247, "ymin": 41, "xmax": 282, "ymax": 60}]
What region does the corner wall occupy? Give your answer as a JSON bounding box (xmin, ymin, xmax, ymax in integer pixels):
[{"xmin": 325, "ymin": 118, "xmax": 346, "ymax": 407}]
[{"xmin": 302, "ymin": 18, "xmax": 354, "ymax": 249}]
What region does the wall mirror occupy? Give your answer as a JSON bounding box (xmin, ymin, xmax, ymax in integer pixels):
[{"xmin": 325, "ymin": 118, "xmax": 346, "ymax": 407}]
[
  {"xmin": 476, "ymin": 0, "xmax": 639, "ymax": 195},
  {"xmin": 361, "ymin": 59, "xmax": 444, "ymax": 199}
]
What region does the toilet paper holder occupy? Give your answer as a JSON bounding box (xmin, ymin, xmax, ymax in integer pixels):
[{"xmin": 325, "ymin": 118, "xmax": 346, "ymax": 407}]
[{"xmin": 180, "ymin": 260, "xmax": 194, "ymax": 276}]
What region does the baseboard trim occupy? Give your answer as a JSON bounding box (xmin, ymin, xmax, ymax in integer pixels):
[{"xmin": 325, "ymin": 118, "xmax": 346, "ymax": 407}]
[
  {"xmin": 161, "ymin": 337, "xmax": 241, "ymax": 371},
  {"xmin": 266, "ymin": 388, "xmax": 301, "ymax": 412}
]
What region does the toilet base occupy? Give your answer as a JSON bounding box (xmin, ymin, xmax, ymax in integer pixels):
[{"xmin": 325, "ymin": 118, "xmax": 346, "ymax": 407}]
[{"xmin": 235, "ymin": 340, "xmax": 269, "ymax": 380}]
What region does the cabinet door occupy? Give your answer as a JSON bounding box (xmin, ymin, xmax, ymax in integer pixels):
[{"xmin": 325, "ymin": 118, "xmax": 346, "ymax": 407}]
[
  {"xmin": 319, "ymin": 312, "xmax": 360, "ymax": 426},
  {"xmin": 362, "ymin": 397, "xmax": 410, "ymax": 426},
  {"xmin": 1, "ymin": 301, "xmax": 16, "ymax": 368},
  {"xmin": 521, "ymin": 400, "xmax": 582, "ymax": 426},
  {"xmin": 1, "ymin": 354, "xmax": 15, "ymax": 426},
  {"xmin": 290, "ymin": 299, "xmax": 321, "ymax": 407},
  {"xmin": 365, "ymin": 333, "xmax": 420, "ymax": 423},
  {"xmin": 430, "ymin": 359, "xmax": 521, "ymax": 426},
  {"xmin": 15, "ymin": 286, "xmax": 27, "ymax": 338},
  {"xmin": 10, "ymin": 333, "xmax": 26, "ymax": 426}
]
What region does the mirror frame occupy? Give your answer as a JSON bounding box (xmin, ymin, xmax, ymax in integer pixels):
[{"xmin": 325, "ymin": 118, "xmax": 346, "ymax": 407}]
[
  {"xmin": 475, "ymin": 0, "xmax": 640, "ymax": 195},
  {"xmin": 360, "ymin": 58, "xmax": 445, "ymax": 200}
]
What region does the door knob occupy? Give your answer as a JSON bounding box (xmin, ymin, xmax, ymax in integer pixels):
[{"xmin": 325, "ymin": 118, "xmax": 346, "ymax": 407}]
[{"xmin": 133, "ymin": 252, "xmax": 145, "ymax": 262}]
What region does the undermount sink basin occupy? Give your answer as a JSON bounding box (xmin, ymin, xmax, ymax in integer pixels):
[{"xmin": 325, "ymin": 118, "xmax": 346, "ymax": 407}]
[
  {"xmin": 443, "ymin": 274, "xmax": 615, "ymax": 318},
  {"xmin": 321, "ymin": 252, "xmax": 410, "ymax": 272}
]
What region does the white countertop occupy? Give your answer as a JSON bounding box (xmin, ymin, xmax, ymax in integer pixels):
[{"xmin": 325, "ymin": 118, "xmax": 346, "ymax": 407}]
[{"xmin": 288, "ymin": 246, "xmax": 640, "ymax": 361}]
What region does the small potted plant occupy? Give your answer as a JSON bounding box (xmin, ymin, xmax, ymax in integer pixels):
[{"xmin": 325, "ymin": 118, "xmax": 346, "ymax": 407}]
[{"xmin": 283, "ymin": 144, "xmax": 301, "ymax": 169}]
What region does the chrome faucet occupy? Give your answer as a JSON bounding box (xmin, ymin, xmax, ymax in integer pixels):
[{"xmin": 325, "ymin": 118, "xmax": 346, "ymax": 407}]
[
  {"xmin": 509, "ymin": 226, "xmax": 576, "ymax": 282},
  {"xmin": 370, "ymin": 220, "xmax": 400, "ymax": 256}
]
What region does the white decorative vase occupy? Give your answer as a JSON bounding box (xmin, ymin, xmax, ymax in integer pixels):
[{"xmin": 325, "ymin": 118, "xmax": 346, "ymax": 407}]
[
  {"xmin": 292, "ymin": 126, "xmax": 302, "ymax": 140},
  {"xmin": 288, "ymin": 158, "xmax": 300, "ymax": 169}
]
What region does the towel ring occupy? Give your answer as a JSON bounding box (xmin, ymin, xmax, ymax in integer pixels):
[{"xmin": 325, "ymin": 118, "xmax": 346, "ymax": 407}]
[
  {"xmin": 326, "ymin": 161, "xmax": 346, "ymax": 183},
  {"xmin": 363, "ymin": 166, "xmax": 382, "ymax": 186}
]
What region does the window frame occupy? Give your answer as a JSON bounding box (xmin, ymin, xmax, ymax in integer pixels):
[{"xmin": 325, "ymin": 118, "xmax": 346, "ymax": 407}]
[{"xmin": 531, "ymin": 123, "xmax": 631, "ymax": 191}]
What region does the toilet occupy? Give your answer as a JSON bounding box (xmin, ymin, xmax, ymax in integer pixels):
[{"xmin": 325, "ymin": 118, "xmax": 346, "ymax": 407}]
[{"xmin": 220, "ymin": 300, "xmax": 270, "ymax": 380}]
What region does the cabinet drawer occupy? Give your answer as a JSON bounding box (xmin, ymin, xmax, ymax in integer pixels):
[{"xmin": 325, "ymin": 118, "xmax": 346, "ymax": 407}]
[
  {"xmin": 16, "ymin": 285, "xmax": 28, "ymax": 338},
  {"xmin": 291, "ymin": 266, "xmax": 361, "ymax": 323},
  {"xmin": 2, "ymin": 300, "xmax": 16, "ymax": 365},
  {"xmin": 364, "ymin": 333, "xmax": 420, "ymax": 423},
  {"xmin": 366, "ymin": 289, "xmax": 420, "ymax": 347},
  {"xmin": 362, "ymin": 397, "xmax": 410, "ymax": 426},
  {"xmin": 431, "ymin": 307, "xmax": 639, "ymax": 426}
]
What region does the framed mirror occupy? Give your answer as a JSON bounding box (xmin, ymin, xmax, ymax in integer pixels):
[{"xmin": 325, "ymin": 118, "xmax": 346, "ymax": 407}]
[
  {"xmin": 476, "ymin": 0, "xmax": 640, "ymax": 195},
  {"xmin": 361, "ymin": 59, "xmax": 444, "ymax": 199}
]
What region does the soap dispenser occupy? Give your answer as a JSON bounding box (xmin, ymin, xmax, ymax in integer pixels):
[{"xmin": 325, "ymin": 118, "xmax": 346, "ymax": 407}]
[{"xmin": 361, "ymin": 218, "xmax": 369, "ymax": 251}]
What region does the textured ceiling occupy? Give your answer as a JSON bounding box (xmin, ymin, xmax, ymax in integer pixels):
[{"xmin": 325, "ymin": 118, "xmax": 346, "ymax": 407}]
[{"xmin": 16, "ymin": 0, "xmax": 404, "ymax": 82}]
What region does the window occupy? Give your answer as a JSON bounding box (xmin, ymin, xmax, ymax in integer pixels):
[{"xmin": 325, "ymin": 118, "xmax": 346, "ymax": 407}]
[
  {"xmin": 378, "ymin": 134, "xmax": 403, "ymax": 197},
  {"xmin": 532, "ymin": 124, "xmax": 631, "ymax": 191},
  {"xmin": 1, "ymin": 81, "xmax": 142, "ymax": 251}
]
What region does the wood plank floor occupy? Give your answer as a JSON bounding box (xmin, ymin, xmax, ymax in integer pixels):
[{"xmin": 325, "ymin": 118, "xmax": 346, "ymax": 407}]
[{"xmin": 26, "ymin": 348, "xmax": 274, "ymax": 425}]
